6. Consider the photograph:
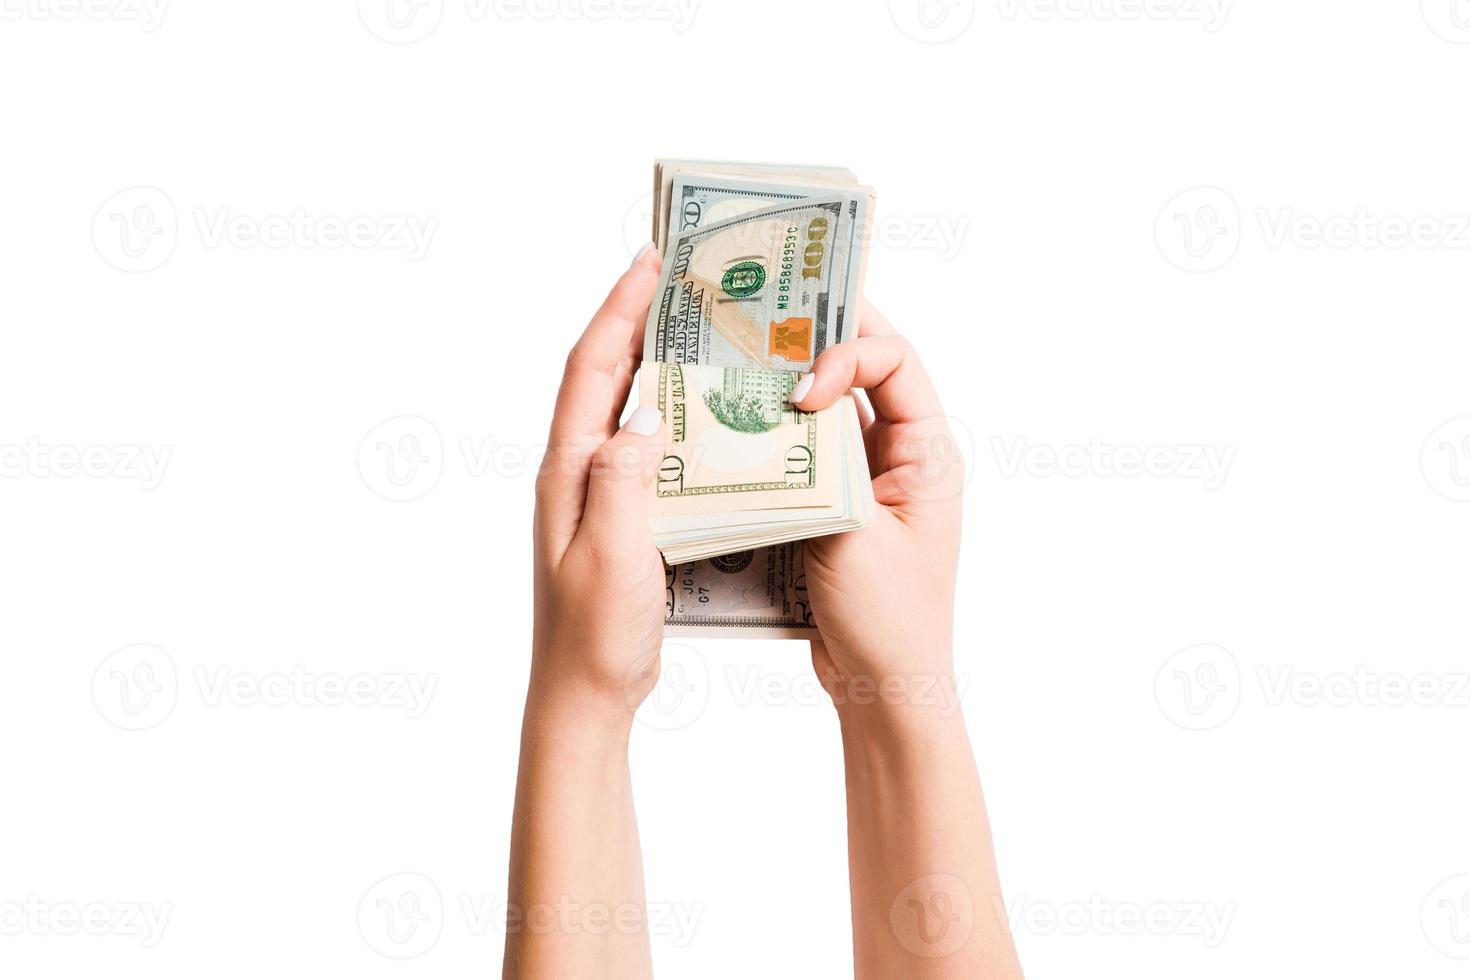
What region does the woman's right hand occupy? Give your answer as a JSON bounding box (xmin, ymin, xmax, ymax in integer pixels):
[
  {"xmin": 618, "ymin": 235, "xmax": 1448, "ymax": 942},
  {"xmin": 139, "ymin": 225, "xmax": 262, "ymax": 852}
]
[
  {"xmin": 797, "ymin": 307, "xmax": 1022, "ymax": 979},
  {"xmin": 792, "ymin": 304, "xmax": 968, "ymax": 710}
]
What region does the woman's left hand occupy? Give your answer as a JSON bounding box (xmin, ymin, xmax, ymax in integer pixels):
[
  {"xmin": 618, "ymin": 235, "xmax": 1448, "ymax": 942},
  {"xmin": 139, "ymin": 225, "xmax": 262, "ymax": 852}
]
[{"xmin": 531, "ymin": 244, "xmax": 668, "ymax": 718}]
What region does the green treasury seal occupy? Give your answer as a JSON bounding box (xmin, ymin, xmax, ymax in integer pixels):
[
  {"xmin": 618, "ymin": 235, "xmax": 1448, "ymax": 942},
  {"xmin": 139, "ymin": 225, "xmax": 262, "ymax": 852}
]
[{"xmin": 720, "ymin": 260, "xmax": 766, "ymax": 299}]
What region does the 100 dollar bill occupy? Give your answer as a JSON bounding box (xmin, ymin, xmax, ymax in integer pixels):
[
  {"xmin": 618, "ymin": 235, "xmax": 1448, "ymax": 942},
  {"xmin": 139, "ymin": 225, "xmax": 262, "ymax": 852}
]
[
  {"xmin": 644, "ymin": 196, "xmax": 853, "ymax": 373},
  {"xmin": 670, "ymin": 174, "xmax": 869, "ymax": 349}
]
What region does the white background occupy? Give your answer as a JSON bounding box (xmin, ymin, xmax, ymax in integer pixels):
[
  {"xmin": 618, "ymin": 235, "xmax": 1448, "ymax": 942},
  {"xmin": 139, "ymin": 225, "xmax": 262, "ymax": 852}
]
[{"xmin": 3, "ymin": 0, "xmax": 1469, "ymax": 976}]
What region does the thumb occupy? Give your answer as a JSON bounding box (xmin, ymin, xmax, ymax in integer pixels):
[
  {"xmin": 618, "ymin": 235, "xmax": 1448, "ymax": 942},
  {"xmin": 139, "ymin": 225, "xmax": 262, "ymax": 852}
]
[{"xmin": 579, "ymin": 405, "xmax": 665, "ymax": 541}]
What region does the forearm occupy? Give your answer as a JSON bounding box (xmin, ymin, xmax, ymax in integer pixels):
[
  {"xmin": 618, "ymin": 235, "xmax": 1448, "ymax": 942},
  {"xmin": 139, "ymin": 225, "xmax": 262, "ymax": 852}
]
[
  {"xmin": 502, "ymin": 667, "xmax": 652, "ymax": 980},
  {"xmin": 839, "ymin": 693, "xmax": 1023, "ymax": 979}
]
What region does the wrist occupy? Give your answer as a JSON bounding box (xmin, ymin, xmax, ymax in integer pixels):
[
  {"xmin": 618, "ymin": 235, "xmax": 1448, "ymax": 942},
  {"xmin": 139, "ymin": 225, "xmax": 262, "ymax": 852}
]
[
  {"xmin": 819, "ymin": 641, "xmax": 963, "ymax": 727},
  {"xmin": 837, "ymin": 702, "xmax": 973, "ymax": 787},
  {"xmin": 832, "ymin": 670, "xmax": 968, "ymax": 743},
  {"xmin": 525, "ymin": 652, "xmax": 644, "ymax": 741},
  {"xmin": 520, "ymin": 693, "xmax": 635, "ymax": 771}
]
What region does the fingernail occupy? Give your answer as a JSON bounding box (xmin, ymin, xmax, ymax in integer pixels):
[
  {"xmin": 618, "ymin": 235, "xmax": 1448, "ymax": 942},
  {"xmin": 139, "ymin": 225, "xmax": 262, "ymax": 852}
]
[
  {"xmin": 626, "ymin": 405, "xmax": 662, "ymax": 435},
  {"xmin": 789, "ymin": 373, "xmax": 815, "ymax": 404},
  {"xmin": 631, "ymin": 242, "xmax": 657, "ymax": 268}
]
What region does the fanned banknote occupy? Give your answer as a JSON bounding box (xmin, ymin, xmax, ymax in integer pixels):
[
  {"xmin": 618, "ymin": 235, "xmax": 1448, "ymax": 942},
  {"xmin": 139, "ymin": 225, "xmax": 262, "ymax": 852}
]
[
  {"xmin": 668, "ymin": 173, "xmax": 871, "ymax": 350},
  {"xmin": 652, "ymin": 159, "xmax": 865, "ymax": 254},
  {"xmin": 644, "ymin": 196, "xmax": 852, "ymax": 373},
  {"xmin": 642, "ymin": 160, "xmax": 877, "ymax": 636}
]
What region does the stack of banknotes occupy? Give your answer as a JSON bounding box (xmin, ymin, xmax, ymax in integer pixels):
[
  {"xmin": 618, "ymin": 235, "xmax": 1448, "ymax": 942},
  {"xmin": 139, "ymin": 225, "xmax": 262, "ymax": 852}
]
[{"xmin": 641, "ymin": 160, "xmax": 876, "ymax": 637}]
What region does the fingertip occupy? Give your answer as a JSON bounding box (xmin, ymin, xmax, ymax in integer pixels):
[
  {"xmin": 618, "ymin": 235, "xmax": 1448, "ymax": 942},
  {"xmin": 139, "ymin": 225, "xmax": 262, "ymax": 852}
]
[
  {"xmin": 624, "ymin": 404, "xmax": 663, "ymax": 437},
  {"xmin": 591, "ymin": 244, "xmax": 663, "ymax": 328},
  {"xmin": 788, "ymin": 372, "xmax": 816, "ymax": 407},
  {"xmin": 630, "ymin": 241, "xmax": 661, "ymax": 272},
  {"xmin": 791, "ymin": 346, "xmax": 851, "ymax": 410}
]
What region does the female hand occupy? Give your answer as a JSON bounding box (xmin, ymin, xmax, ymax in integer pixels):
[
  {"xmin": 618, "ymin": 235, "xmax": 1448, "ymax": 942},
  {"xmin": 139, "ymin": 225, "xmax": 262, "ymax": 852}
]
[
  {"xmin": 531, "ymin": 245, "xmax": 668, "ymax": 717},
  {"xmin": 506, "ymin": 246, "xmax": 668, "ymax": 980},
  {"xmin": 792, "ymin": 304, "xmax": 967, "ymax": 706},
  {"xmin": 794, "ymin": 310, "xmax": 1021, "ymax": 979}
]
